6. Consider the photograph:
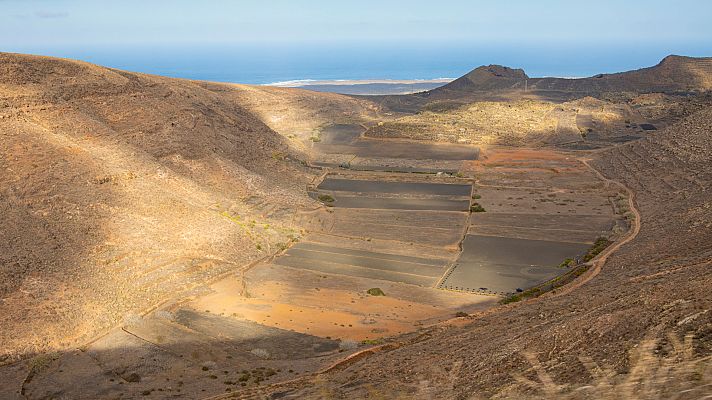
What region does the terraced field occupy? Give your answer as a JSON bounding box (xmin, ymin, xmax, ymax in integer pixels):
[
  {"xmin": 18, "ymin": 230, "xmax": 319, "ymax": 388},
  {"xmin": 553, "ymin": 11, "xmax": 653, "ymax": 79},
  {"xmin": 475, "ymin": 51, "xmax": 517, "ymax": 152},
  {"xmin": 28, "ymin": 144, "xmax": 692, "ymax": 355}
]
[
  {"xmin": 9, "ymin": 129, "xmax": 624, "ymax": 399},
  {"xmin": 439, "ymin": 148, "xmax": 624, "ymax": 295}
]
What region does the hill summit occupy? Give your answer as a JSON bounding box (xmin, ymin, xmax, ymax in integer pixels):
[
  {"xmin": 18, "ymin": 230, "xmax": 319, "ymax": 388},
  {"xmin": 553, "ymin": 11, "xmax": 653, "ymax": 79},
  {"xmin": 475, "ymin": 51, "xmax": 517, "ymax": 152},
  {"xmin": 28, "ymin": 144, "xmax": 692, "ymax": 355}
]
[
  {"xmin": 432, "ymin": 55, "xmax": 712, "ymax": 96},
  {"xmin": 444, "ymin": 64, "xmax": 529, "ymax": 92}
]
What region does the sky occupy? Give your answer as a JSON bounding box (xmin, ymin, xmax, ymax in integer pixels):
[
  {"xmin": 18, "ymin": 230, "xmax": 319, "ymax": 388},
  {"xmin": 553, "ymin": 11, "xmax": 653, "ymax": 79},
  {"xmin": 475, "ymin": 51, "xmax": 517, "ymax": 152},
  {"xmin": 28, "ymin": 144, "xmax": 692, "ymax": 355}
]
[{"xmin": 1, "ymin": 0, "xmax": 711, "ymax": 82}]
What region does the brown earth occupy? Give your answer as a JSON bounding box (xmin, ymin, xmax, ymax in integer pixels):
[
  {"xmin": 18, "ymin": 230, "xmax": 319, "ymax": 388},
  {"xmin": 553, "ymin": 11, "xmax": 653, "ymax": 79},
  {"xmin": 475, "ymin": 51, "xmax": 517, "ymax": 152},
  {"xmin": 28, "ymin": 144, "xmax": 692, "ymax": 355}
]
[
  {"xmin": 1, "ymin": 52, "xmax": 711, "ymax": 399},
  {"xmin": 245, "ymin": 104, "xmax": 712, "ymax": 400},
  {"xmin": 365, "ymin": 93, "xmax": 712, "ymax": 147},
  {"xmin": 0, "ymin": 52, "xmax": 376, "ymax": 364},
  {"xmin": 366, "ymin": 55, "xmax": 712, "ymax": 112}
]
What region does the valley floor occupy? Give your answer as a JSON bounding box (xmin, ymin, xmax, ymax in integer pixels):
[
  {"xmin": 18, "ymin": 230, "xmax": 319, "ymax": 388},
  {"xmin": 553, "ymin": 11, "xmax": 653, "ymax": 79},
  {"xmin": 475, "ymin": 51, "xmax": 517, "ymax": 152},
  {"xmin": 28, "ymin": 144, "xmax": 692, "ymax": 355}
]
[{"xmin": 1, "ymin": 124, "xmax": 629, "ymax": 399}]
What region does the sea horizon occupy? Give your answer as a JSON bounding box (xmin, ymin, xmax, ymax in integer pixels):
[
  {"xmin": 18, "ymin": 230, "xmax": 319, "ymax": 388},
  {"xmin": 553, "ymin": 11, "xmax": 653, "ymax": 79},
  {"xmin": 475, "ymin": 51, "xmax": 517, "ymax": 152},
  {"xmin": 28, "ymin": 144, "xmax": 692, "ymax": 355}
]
[{"xmin": 4, "ymin": 41, "xmax": 711, "ymax": 86}]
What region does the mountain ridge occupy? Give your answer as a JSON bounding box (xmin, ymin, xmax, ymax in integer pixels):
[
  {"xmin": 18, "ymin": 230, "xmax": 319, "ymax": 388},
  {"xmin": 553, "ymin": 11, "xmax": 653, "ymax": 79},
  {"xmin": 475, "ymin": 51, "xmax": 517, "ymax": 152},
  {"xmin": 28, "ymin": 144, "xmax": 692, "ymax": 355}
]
[{"xmin": 431, "ymin": 54, "xmax": 712, "ymax": 95}]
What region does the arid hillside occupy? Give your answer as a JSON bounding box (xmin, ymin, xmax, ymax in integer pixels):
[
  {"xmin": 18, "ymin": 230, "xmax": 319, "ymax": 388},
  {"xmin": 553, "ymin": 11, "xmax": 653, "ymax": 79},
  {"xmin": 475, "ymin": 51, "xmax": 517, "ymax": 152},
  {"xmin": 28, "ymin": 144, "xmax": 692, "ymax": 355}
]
[
  {"xmin": 367, "ymin": 55, "xmax": 712, "ymax": 113},
  {"xmin": 257, "ymin": 105, "xmax": 712, "ymax": 399},
  {"xmin": 193, "ymin": 82, "xmax": 380, "ymax": 153},
  {"xmin": 433, "ymin": 55, "xmax": 712, "ymax": 96},
  {"xmin": 365, "ymin": 56, "xmax": 712, "ymax": 147},
  {"xmin": 1, "ymin": 53, "xmax": 710, "ymax": 399},
  {"xmin": 0, "ymin": 52, "xmax": 370, "ymax": 363}
]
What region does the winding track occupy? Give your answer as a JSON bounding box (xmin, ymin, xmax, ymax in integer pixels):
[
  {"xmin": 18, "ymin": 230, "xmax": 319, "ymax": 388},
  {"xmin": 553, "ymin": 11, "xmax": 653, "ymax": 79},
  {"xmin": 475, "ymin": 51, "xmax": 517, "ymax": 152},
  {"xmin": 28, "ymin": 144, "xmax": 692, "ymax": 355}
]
[
  {"xmin": 203, "ymin": 153, "xmax": 644, "ymax": 400},
  {"xmin": 548, "ymin": 157, "xmax": 641, "ymax": 298}
]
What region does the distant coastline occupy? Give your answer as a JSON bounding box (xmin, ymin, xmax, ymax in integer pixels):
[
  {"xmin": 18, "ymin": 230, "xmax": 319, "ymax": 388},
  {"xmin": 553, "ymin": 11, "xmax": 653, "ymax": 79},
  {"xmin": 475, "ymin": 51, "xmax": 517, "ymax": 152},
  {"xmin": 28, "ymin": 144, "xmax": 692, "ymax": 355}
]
[
  {"xmin": 265, "ymin": 78, "xmax": 454, "ymax": 95},
  {"xmin": 266, "ymin": 78, "xmax": 454, "ymax": 87}
]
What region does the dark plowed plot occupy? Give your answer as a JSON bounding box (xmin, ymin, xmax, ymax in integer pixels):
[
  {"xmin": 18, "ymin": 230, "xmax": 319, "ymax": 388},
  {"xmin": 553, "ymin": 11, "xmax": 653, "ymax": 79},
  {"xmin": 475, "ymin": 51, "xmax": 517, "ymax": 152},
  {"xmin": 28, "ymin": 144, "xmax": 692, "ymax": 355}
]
[
  {"xmin": 470, "ymin": 213, "xmax": 614, "ymax": 243},
  {"xmin": 317, "ymin": 177, "xmax": 472, "ymax": 196},
  {"xmin": 292, "ymin": 242, "xmax": 448, "ymax": 266},
  {"xmin": 330, "ymin": 209, "xmax": 467, "ymax": 247},
  {"xmin": 323, "ymin": 195, "xmax": 470, "ymax": 211},
  {"xmin": 274, "ymin": 244, "xmax": 447, "ymax": 287},
  {"xmin": 316, "ymin": 125, "xmax": 478, "ymax": 161},
  {"xmin": 351, "ymin": 140, "xmax": 479, "ymax": 160},
  {"xmin": 312, "ymin": 161, "xmax": 460, "ymax": 174},
  {"xmin": 441, "ymin": 263, "xmax": 563, "ymax": 295},
  {"xmin": 333, "ymin": 208, "xmax": 467, "ymax": 228},
  {"xmin": 440, "ymin": 235, "xmax": 590, "ymax": 294}
]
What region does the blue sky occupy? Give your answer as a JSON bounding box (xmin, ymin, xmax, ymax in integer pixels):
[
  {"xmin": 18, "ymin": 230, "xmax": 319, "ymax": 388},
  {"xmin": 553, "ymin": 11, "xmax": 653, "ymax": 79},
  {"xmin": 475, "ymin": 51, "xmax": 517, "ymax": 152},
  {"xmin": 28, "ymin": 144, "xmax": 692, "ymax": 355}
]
[
  {"xmin": 2, "ymin": 0, "xmax": 711, "ymax": 47},
  {"xmin": 1, "ymin": 0, "xmax": 711, "ymax": 82}
]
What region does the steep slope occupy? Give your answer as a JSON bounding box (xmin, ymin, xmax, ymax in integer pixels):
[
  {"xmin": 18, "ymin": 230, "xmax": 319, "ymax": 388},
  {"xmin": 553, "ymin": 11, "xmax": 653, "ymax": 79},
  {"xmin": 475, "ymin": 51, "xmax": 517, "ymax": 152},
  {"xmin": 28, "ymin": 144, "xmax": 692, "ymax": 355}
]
[
  {"xmin": 434, "ymin": 65, "xmax": 528, "ymax": 94},
  {"xmin": 431, "ymin": 55, "xmax": 712, "ymax": 96},
  {"xmin": 194, "ymin": 81, "xmax": 380, "ymax": 153},
  {"xmin": 263, "ymin": 106, "xmax": 712, "ymax": 398},
  {"xmin": 367, "ymin": 55, "xmax": 712, "ymax": 113},
  {"xmin": 529, "ymin": 55, "xmax": 712, "ymax": 93},
  {"xmin": 0, "ymin": 52, "xmax": 354, "ymax": 363}
]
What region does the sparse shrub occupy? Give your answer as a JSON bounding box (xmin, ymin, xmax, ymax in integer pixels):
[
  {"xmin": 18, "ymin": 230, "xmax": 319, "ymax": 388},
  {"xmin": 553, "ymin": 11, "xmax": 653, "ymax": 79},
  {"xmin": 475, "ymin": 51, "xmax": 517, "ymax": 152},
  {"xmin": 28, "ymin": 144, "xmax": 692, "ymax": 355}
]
[
  {"xmin": 367, "ymin": 287, "xmax": 385, "ymax": 296},
  {"xmin": 470, "ymin": 203, "xmax": 486, "ymax": 213},
  {"xmin": 472, "ymin": 194, "xmax": 481, "ymax": 200},
  {"xmin": 309, "ymin": 136, "xmax": 321, "ymax": 142},
  {"xmin": 501, "ymin": 295, "xmax": 523, "ymax": 304},
  {"xmin": 583, "ymin": 237, "xmax": 612, "ymax": 262},
  {"xmin": 317, "ymin": 194, "xmax": 335, "ymax": 203},
  {"xmin": 201, "ymin": 361, "xmax": 217, "ymax": 370},
  {"xmin": 510, "ymin": 334, "xmax": 711, "ymax": 399},
  {"xmin": 361, "ymin": 339, "xmax": 381, "ymax": 345},
  {"xmin": 558, "ymin": 258, "xmax": 575, "ymax": 268},
  {"xmin": 28, "ymin": 353, "xmax": 60, "ymax": 374},
  {"xmin": 455, "ymin": 311, "xmax": 469, "ymax": 318},
  {"xmin": 250, "ymin": 348, "xmax": 270, "ymax": 359}
]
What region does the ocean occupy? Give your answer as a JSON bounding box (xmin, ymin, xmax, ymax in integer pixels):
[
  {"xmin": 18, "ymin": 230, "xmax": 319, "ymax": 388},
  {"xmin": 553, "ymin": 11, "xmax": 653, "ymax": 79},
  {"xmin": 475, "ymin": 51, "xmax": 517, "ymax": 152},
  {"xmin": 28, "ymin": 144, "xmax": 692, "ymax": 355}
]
[{"xmin": 16, "ymin": 41, "xmax": 712, "ymax": 85}]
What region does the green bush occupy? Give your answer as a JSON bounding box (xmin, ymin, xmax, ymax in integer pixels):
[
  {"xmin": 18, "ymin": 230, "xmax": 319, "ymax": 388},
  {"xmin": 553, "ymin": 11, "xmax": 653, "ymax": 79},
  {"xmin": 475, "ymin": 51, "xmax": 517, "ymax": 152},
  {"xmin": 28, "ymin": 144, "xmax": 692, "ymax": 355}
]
[
  {"xmin": 470, "ymin": 203, "xmax": 486, "ymax": 213},
  {"xmin": 583, "ymin": 237, "xmax": 612, "ymax": 262},
  {"xmin": 361, "ymin": 339, "xmax": 381, "ymax": 345},
  {"xmin": 317, "ymin": 194, "xmax": 335, "ymax": 203},
  {"xmin": 367, "ymin": 287, "xmax": 385, "ymax": 296},
  {"xmin": 558, "ymin": 258, "xmax": 574, "ymax": 268}
]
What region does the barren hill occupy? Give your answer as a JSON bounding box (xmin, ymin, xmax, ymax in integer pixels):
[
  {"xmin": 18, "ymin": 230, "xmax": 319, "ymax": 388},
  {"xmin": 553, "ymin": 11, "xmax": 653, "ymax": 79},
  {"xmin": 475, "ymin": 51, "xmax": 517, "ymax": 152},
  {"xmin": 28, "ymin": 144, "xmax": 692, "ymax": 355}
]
[
  {"xmin": 433, "ymin": 55, "xmax": 712, "ymax": 96},
  {"xmin": 527, "ymin": 55, "xmax": 712, "ymax": 94},
  {"xmin": 260, "ymin": 103, "xmax": 712, "ymax": 399},
  {"xmin": 368, "ymin": 55, "xmax": 712, "ymax": 112},
  {"xmin": 433, "ymin": 65, "xmax": 529, "ymax": 94},
  {"xmin": 1, "ymin": 53, "xmax": 710, "ymax": 399},
  {"xmin": 0, "ymin": 52, "xmax": 369, "ymax": 362}
]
